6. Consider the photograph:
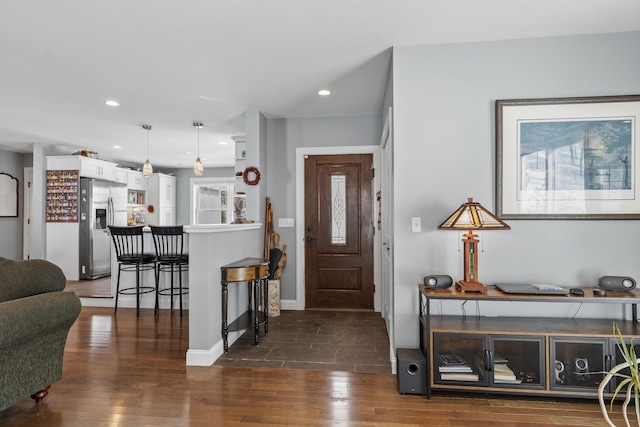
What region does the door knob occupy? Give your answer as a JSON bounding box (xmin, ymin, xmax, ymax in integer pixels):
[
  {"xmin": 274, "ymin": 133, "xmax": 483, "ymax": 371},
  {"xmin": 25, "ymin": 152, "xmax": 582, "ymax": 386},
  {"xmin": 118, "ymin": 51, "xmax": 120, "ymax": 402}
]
[{"xmin": 306, "ymin": 236, "xmax": 314, "ymax": 243}]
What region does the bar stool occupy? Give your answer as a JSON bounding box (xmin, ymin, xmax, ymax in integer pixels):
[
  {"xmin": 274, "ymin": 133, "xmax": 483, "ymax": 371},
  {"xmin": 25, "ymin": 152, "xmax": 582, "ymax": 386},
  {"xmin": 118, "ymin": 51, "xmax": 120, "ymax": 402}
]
[
  {"xmin": 108, "ymin": 225, "xmax": 156, "ymax": 317},
  {"xmin": 150, "ymin": 225, "xmax": 189, "ymax": 317}
]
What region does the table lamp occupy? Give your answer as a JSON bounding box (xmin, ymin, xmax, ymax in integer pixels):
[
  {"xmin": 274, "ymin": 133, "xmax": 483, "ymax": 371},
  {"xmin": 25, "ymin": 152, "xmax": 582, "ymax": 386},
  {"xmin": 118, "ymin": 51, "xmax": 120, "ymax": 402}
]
[{"xmin": 438, "ymin": 198, "xmax": 510, "ymax": 294}]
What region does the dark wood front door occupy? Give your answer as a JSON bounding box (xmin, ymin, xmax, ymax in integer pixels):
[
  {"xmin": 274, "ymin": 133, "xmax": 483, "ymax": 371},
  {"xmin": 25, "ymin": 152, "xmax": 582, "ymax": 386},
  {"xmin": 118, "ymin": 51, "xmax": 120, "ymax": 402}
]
[{"xmin": 304, "ymin": 154, "xmax": 374, "ymax": 309}]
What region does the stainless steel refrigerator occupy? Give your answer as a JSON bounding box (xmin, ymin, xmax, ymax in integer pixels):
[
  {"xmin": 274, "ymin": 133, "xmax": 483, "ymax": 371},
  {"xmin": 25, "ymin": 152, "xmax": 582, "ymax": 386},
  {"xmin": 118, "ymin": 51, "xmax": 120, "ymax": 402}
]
[{"xmin": 79, "ymin": 177, "xmax": 127, "ymax": 279}]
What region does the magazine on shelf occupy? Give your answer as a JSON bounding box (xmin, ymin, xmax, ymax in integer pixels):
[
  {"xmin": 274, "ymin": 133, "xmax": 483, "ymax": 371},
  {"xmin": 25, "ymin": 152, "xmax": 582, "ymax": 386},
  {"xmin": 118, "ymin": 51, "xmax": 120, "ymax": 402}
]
[
  {"xmin": 439, "ymin": 354, "xmax": 467, "ymax": 366},
  {"xmin": 493, "ymin": 353, "xmax": 508, "ymax": 365},
  {"xmin": 493, "ymin": 362, "xmax": 521, "ymax": 384},
  {"xmin": 440, "ymin": 372, "xmax": 480, "ymax": 382},
  {"xmin": 439, "ymin": 354, "xmax": 473, "ymax": 373}
]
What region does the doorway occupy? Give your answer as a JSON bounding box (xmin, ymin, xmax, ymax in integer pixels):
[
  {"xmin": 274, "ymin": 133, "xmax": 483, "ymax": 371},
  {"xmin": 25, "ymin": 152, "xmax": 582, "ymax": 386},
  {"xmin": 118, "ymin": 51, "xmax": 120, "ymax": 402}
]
[
  {"xmin": 295, "ymin": 146, "xmax": 380, "ymax": 311},
  {"xmin": 304, "ymin": 154, "xmax": 374, "ymax": 309}
]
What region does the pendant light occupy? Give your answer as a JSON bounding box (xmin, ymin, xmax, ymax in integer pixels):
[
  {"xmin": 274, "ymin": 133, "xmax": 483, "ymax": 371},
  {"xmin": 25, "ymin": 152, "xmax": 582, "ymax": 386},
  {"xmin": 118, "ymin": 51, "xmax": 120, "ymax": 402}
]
[
  {"xmin": 142, "ymin": 124, "xmax": 153, "ymax": 177},
  {"xmin": 193, "ymin": 122, "xmax": 204, "ymax": 176}
]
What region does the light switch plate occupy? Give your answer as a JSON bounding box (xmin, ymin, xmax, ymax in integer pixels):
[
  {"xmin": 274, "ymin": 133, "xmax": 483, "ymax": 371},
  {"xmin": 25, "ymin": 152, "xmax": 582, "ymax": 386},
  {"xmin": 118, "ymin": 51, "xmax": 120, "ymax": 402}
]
[
  {"xmin": 411, "ymin": 217, "xmax": 421, "ymax": 232},
  {"xmin": 279, "ymin": 218, "xmax": 294, "ymax": 227}
]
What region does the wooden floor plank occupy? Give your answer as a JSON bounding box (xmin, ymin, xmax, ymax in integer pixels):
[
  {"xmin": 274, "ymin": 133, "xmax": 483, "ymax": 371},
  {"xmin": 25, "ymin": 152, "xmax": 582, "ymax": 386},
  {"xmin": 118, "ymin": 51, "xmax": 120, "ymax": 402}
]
[{"xmin": 0, "ymin": 306, "xmax": 629, "ymax": 426}]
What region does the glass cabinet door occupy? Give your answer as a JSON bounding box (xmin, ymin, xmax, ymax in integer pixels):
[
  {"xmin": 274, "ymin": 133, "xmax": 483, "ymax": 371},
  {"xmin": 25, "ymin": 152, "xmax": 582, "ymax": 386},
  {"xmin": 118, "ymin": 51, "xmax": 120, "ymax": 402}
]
[
  {"xmin": 550, "ymin": 337, "xmax": 607, "ymax": 392},
  {"xmin": 490, "ymin": 336, "xmax": 545, "ymax": 389},
  {"xmin": 609, "ymin": 338, "xmax": 636, "ymax": 394},
  {"xmin": 433, "ymin": 333, "xmax": 487, "ymax": 385}
]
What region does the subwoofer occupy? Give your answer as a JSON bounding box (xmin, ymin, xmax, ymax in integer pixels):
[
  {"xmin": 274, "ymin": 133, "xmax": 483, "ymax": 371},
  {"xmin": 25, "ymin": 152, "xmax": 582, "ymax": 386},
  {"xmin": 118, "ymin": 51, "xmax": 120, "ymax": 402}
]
[
  {"xmin": 396, "ymin": 348, "xmax": 427, "ymax": 395},
  {"xmin": 598, "ymin": 276, "xmax": 636, "ymax": 291},
  {"xmin": 423, "ymin": 274, "xmax": 453, "ymax": 290}
]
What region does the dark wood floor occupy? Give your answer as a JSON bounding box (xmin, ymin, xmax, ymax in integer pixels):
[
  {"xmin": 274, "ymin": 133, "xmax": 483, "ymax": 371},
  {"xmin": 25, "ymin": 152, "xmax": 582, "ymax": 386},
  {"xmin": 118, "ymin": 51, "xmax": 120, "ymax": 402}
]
[
  {"xmin": 65, "ymin": 277, "xmax": 112, "ymax": 298},
  {"xmin": 0, "ymin": 306, "xmax": 628, "ymax": 426}
]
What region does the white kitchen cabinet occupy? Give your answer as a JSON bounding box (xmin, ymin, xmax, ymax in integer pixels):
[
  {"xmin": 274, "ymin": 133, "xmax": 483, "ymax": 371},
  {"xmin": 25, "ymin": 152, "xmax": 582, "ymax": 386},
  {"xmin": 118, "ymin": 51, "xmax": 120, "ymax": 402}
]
[
  {"xmin": 158, "ymin": 207, "xmax": 176, "ymax": 226},
  {"xmin": 114, "ymin": 167, "xmax": 129, "ymax": 184},
  {"xmin": 79, "ymin": 156, "xmax": 115, "ymax": 180},
  {"xmin": 46, "ymin": 155, "xmax": 118, "ymax": 181},
  {"xmin": 146, "ymin": 173, "xmax": 177, "ymax": 226},
  {"xmin": 127, "ymin": 170, "xmax": 147, "ymax": 191},
  {"xmin": 158, "ymin": 174, "xmax": 176, "ymax": 207}
]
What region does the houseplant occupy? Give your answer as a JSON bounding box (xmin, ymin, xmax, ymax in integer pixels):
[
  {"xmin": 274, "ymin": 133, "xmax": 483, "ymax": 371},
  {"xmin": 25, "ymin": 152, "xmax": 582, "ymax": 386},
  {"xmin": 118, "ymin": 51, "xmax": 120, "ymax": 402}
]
[{"xmin": 598, "ymin": 324, "xmax": 640, "ymax": 427}]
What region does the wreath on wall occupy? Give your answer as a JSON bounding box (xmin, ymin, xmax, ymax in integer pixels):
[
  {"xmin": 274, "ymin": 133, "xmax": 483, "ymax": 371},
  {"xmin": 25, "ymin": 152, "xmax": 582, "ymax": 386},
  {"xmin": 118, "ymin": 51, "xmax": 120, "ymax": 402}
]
[{"xmin": 242, "ymin": 166, "xmax": 261, "ymax": 185}]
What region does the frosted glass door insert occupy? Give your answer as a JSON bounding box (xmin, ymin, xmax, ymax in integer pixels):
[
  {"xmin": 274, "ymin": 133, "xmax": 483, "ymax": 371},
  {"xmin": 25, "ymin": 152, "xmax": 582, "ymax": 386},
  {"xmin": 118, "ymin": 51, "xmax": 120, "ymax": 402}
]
[{"xmin": 331, "ymin": 175, "xmax": 346, "ymax": 244}]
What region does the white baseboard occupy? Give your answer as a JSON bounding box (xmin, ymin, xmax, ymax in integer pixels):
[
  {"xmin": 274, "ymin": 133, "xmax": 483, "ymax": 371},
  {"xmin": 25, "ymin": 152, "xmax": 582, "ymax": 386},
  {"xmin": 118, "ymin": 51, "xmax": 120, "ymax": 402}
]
[
  {"xmin": 280, "ymin": 299, "xmax": 298, "ymax": 310},
  {"xmin": 186, "ymin": 342, "xmax": 223, "ymax": 366}
]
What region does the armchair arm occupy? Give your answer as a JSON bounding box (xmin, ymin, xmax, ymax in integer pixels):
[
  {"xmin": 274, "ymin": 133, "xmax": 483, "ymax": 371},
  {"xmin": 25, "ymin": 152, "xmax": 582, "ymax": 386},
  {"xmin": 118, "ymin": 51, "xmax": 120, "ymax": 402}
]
[
  {"xmin": 0, "ymin": 257, "xmax": 66, "ymax": 303},
  {"xmin": 0, "ymin": 291, "xmax": 81, "ymax": 349}
]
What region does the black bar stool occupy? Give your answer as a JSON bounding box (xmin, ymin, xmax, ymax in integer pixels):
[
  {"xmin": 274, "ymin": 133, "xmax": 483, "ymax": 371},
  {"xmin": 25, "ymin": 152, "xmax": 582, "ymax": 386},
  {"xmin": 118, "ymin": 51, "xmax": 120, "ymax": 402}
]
[
  {"xmin": 108, "ymin": 225, "xmax": 157, "ymax": 317},
  {"xmin": 150, "ymin": 225, "xmax": 189, "ymax": 317}
]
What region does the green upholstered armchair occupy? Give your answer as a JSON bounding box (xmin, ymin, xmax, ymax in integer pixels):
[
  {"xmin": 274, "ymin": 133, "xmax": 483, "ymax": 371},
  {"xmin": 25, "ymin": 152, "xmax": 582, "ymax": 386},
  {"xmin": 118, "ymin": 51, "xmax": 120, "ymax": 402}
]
[{"xmin": 0, "ymin": 257, "xmax": 81, "ymax": 411}]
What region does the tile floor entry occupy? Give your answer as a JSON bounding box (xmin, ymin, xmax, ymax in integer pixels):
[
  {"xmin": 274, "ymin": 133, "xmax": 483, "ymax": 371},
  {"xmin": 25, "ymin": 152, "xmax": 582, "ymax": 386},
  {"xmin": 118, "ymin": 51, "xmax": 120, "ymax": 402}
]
[{"xmin": 215, "ymin": 310, "xmax": 392, "ymax": 373}]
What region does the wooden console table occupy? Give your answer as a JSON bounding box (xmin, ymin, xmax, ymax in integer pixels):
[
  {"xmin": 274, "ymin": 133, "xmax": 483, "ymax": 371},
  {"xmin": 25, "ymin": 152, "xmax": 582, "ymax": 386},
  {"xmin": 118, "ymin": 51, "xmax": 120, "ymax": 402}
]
[
  {"xmin": 220, "ymin": 257, "xmax": 269, "ymax": 352},
  {"xmin": 419, "ymin": 284, "xmax": 640, "ymax": 400}
]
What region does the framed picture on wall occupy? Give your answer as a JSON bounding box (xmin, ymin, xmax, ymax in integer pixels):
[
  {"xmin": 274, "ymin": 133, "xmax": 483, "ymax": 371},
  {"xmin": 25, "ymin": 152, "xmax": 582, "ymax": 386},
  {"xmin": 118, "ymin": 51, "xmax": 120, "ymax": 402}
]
[{"xmin": 496, "ymin": 94, "xmax": 640, "ymax": 219}]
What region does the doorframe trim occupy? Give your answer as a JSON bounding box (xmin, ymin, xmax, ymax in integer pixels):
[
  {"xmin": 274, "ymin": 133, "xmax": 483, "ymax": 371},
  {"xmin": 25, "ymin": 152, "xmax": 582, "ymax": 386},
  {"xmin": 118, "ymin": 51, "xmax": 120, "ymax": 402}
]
[{"xmin": 295, "ymin": 145, "xmax": 380, "ymax": 311}]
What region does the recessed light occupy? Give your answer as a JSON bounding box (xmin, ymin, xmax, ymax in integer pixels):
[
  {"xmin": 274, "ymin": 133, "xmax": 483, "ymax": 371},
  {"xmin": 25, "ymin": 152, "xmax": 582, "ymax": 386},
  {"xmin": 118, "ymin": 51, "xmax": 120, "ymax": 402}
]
[
  {"xmin": 318, "ymin": 89, "xmax": 331, "ymax": 96},
  {"xmin": 185, "ymin": 151, "xmax": 192, "ymax": 155},
  {"xmin": 105, "ymin": 100, "xmax": 120, "ymax": 107},
  {"xmin": 113, "ymin": 145, "xmax": 121, "ymax": 149},
  {"xmin": 218, "ymin": 141, "xmax": 228, "ymax": 145}
]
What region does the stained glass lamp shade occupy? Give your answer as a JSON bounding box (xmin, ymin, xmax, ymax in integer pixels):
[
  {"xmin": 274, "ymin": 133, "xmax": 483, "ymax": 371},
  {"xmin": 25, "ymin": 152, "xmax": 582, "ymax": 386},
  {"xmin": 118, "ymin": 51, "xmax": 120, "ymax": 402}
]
[{"xmin": 438, "ymin": 198, "xmax": 510, "ymax": 293}]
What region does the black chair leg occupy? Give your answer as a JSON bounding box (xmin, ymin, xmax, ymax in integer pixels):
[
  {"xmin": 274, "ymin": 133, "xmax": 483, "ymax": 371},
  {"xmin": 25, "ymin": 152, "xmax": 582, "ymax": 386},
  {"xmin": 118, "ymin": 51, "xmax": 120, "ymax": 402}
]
[
  {"xmin": 135, "ymin": 264, "xmax": 141, "ymax": 317},
  {"xmin": 154, "ymin": 264, "xmax": 159, "ymax": 317},
  {"xmin": 115, "ymin": 265, "xmax": 122, "ymax": 316},
  {"xmin": 179, "ymin": 265, "xmax": 184, "ymax": 318}
]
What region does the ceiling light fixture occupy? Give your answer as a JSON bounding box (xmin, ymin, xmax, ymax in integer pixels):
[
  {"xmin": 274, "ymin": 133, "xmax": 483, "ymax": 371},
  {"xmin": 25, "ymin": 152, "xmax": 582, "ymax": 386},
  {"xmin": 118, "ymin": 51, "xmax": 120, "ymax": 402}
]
[
  {"xmin": 193, "ymin": 122, "xmax": 204, "ymax": 176},
  {"xmin": 105, "ymin": 100, "xmax": 120, "ymax": 107},
  {"xmin": 318, "ymin": 89, "xmax": 331, "ymax": 96},
  {"xmin": 142, "ymin": 124, "xmax": 153, "ymax": 177}
]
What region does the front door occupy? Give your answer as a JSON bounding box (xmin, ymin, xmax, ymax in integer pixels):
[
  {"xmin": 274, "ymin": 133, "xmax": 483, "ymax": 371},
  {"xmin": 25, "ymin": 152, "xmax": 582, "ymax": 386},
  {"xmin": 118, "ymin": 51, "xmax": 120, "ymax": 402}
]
[{"xmin": 304, "ymin": 154, "xmax": 374, "ymax": 309}]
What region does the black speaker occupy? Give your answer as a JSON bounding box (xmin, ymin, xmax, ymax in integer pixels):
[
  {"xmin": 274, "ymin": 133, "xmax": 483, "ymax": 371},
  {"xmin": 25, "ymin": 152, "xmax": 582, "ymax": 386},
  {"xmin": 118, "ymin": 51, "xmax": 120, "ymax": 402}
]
[
  {"xmin": 397, "ymin": 348, "xmax": 427, "ymax": 395},
  {"xmin": 598, "ymin": 276, "xmax": 636, "ymax": 291},
  {"xmin": 423, "ymin": 274, "xmax": 453, "ymax": 290}
]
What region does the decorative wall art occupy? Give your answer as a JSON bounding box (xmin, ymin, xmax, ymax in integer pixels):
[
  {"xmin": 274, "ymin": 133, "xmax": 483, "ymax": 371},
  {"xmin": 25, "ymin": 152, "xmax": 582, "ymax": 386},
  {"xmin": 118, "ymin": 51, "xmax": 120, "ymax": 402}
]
[
  {"xmin": 46, "ymin": 170, "xmax": 79, "ymax": 222},
  {"xmin": 496, "ymin": 95, "xmax": 640, "ymax": 219}
]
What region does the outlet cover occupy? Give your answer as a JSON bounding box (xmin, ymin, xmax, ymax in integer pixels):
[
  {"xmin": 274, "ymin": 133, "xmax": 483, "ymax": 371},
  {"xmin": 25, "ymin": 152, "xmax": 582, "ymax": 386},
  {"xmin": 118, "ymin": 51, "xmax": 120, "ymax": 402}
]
[{"xmin": 279, "ymin": 218, "xmax": 294, "ymax": 227}]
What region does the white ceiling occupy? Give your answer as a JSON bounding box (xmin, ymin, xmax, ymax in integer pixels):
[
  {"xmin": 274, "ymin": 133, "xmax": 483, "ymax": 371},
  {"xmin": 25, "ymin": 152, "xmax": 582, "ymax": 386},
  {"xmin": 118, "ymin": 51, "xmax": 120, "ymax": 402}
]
[{"xmin": 1, "ymin": 1, "xmax": 639, "ymax": 169}]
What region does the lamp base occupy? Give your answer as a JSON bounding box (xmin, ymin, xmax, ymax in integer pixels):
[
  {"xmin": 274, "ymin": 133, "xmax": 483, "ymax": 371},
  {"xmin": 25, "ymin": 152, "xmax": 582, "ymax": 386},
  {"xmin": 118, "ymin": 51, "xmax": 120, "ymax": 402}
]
[{"xmin": 455, "ymin": 280, "xmax": 488, "ymax": 294}]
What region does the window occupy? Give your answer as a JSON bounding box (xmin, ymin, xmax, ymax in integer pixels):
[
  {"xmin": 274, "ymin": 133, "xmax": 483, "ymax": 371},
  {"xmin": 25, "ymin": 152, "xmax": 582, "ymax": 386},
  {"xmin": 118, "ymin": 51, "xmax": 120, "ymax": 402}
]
[{"xmin": 190, "ymin": 178, "xmax": 245, "ymax": 225}]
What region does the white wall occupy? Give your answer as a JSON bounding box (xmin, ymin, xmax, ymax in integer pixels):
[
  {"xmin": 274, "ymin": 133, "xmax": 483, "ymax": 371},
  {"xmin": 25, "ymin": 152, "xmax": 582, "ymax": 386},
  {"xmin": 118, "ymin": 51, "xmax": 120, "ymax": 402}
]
[{"xmin": 391, "ymin": 32, "xmax": 640, "ymax": 348}]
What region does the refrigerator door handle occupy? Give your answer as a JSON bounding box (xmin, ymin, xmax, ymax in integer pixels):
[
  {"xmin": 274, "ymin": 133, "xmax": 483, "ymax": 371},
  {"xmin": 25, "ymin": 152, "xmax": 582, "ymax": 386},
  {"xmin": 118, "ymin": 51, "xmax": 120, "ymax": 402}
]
[{"xmin": 107, "ymin": 197, "xmax": 113, "ymax": 227}]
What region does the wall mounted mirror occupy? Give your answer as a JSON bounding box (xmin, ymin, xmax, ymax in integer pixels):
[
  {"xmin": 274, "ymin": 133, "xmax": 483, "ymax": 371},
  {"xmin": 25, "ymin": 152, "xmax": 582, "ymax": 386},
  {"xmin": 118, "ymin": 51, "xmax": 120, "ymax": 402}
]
[{"xmin": 0, "ymin": 172, "xmax": 19, "ymax": 217}]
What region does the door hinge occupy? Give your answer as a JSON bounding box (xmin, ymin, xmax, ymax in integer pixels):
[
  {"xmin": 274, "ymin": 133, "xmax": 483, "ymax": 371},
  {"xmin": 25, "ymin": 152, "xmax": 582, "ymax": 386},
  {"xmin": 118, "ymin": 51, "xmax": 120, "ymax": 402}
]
[
  {"xmin": 373, "ymin": 284, "xmax": 376, "ymax": 293},
  {"xmin": 371, "ymin": 168, "xmax": 375, "ymax": 178}
]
